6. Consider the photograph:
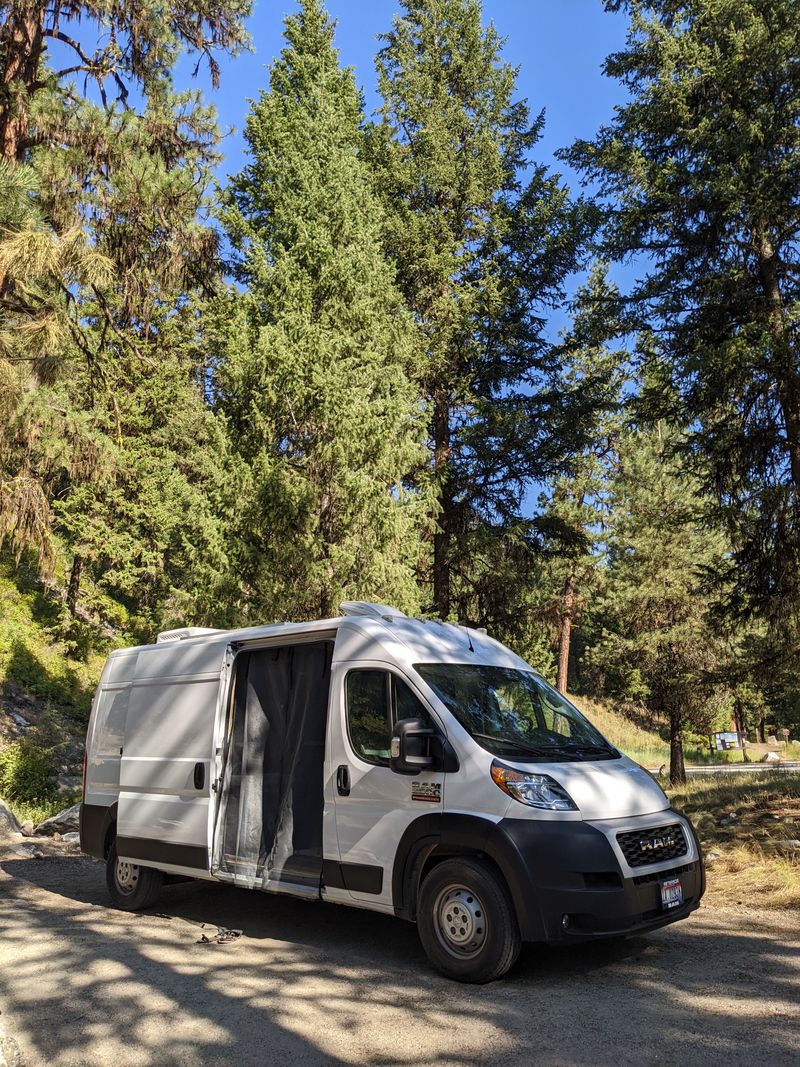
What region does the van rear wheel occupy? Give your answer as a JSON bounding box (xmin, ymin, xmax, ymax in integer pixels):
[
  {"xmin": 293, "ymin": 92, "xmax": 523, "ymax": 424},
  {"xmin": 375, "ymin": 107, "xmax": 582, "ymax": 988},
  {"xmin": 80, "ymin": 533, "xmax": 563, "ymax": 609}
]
[
  {"xmin": 417, "ymin": 857, "xmax": 521, "ymax": 983},
  {"xmin": 106, "ymin": 839, "xmax": 163, "ymax": 911}
]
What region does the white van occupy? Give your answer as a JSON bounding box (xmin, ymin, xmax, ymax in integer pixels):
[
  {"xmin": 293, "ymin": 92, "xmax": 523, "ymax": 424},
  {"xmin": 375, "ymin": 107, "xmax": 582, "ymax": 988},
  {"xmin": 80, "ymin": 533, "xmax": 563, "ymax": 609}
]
[{"xmin": 80, "ymin": 601, "xmax": 704, "ymax": 982}]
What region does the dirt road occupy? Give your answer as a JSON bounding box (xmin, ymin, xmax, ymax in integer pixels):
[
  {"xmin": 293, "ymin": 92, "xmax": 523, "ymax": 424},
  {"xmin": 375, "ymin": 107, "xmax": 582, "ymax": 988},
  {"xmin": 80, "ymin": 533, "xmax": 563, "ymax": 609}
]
[{"xmin": 1, "ymin": 843, "xmax": 798, "ymax": 1067}]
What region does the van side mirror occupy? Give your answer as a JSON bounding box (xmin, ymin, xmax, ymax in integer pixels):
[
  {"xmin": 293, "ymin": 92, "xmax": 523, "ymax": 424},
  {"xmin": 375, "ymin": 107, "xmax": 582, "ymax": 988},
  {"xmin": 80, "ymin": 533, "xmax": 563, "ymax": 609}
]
[{"xmin": 390, "ymin": 717, "xmax": 436, "ymax": 775}]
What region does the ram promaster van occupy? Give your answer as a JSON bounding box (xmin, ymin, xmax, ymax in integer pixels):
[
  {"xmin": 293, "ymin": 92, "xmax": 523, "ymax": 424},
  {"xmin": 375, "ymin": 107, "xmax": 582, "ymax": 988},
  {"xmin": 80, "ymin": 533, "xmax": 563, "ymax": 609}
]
[{"xmin": 80, "ymin": 602, "xmax": 704, "ymax": 982}]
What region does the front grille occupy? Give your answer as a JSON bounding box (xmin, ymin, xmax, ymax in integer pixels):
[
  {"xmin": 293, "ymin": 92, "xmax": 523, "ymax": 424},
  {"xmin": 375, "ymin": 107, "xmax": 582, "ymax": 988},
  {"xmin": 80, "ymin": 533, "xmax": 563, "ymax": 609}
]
[
  {"xmin": 633, "ymin": 861, "xmax": 695, "ymax": 886},
  {"xmin": 616, "ymin": 823, "xmax": 688, "ymax": 868}
]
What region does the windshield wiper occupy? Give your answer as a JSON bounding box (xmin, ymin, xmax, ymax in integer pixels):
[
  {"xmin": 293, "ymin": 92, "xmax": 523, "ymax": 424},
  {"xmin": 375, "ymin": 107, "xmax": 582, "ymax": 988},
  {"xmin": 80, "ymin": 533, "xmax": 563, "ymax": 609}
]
[
  {"xmin": 559, "ymin": 740, "xmax": 620, "ymax": 759},
  {"xmin": 470, "ymin": 733, "xmax": 574, "ymax": 760}
]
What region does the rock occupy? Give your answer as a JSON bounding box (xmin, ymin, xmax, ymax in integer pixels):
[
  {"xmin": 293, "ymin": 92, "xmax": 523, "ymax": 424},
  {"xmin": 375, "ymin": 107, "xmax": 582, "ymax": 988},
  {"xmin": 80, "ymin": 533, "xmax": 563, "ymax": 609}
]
[
  {"xmin": 704, "ymin": 850, "xmax": 722, "ymax": 867},
  {"xmin": 0, "ymin": 796, "xmax": 22, "ymax": 839},
  {"xmin": 20, "ymin": 820, "xmax": 34, "ymax": 836},
  {"xmin": 10, "ymin": 843, "xmax": 45, "ymax": 858},
  {"xmin": 61, "ymin": 831, "xmax": 80, "ymax": 844},
  {"xmin": 760, "ymin": 751, "xmax": 781, "ymax": 763},
  {"xmin": 33, "ymin": 802, "xmax": 80, "ymax": 837}
]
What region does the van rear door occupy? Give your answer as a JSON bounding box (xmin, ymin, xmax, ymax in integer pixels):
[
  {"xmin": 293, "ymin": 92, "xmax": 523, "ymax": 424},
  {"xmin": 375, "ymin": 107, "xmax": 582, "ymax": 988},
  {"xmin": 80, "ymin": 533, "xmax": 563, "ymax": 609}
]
[{"xmin": 116, "ymin": 641, "xmax": 223, "ymax": 874}]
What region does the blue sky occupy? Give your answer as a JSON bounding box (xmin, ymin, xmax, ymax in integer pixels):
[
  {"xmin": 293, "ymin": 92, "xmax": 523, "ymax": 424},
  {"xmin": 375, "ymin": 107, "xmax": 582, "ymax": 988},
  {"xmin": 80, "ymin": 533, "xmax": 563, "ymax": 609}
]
[{"xmin": 180, "ymin": 0, "xmax": 630, "ymax": 196}]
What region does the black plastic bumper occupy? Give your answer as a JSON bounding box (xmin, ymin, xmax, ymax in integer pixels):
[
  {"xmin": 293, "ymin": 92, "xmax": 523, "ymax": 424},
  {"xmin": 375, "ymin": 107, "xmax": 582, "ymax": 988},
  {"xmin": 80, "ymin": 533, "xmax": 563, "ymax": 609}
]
[{"xmin": 497, "ymin": 814, "xmax": 704, "ymax": 943}]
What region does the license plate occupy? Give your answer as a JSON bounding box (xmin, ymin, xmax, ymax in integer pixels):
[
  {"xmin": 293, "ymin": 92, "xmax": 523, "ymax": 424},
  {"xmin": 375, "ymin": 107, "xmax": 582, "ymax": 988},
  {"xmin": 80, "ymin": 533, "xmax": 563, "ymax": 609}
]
[{"xmin": 661, "ymin": 877, "xmax": 683, "ymax": 910}]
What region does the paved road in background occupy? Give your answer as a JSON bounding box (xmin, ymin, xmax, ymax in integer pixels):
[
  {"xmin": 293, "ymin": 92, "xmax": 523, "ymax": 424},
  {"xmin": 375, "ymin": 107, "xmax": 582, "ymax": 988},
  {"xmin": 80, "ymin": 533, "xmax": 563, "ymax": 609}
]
[
  {"xmin": 1, "ymin": 843, "xmax": 798, "ymax": 1067},
  {"xmin": 647, "ymin": 762, "xmax": 800, "ymax": 777}
]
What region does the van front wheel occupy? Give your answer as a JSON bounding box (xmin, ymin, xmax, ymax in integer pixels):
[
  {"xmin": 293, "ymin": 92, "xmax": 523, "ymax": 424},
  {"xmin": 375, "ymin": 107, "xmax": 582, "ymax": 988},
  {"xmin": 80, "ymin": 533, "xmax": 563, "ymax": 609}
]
[
  {"xmin": 417, "ymin": 858, "xmax": 521, "ymax": 983},
  {"xmin": 106, "ymin": 840, "xmax": 163, "ymax": 911}
]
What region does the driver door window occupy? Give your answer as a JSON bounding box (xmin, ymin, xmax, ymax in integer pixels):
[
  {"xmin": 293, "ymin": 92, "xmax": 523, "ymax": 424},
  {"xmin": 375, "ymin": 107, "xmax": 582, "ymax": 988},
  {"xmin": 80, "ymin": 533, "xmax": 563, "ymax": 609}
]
[{"xmin": 346, "ymin": 670, "xmax": 432, "ymax": 766}]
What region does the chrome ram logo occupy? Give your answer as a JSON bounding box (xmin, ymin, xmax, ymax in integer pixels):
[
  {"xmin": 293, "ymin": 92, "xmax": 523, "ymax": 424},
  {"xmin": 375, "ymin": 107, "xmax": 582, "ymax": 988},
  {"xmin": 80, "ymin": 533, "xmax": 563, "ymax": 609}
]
[{"xmin": 639, "ymin": 831, "xmax": 679, "ymax": 852}]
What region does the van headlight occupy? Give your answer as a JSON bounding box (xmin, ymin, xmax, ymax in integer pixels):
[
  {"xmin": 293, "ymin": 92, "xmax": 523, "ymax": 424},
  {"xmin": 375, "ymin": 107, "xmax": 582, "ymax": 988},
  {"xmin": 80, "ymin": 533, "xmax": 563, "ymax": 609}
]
[{"xmin": 490, "ymin": 759, "xmax": 578, "ymax": 811}]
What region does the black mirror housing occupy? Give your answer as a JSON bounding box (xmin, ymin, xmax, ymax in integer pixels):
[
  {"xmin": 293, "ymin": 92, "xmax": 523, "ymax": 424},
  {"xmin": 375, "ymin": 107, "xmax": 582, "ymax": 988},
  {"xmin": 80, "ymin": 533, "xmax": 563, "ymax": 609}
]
[{"xmin": 390, "ymin": 717, "xmax": 436, "ymax": 775}]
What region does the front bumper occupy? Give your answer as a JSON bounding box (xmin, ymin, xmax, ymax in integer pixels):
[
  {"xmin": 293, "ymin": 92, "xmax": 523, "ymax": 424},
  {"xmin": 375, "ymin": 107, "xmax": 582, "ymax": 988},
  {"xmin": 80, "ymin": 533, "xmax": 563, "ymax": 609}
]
[{"xmin": 497, "ymin": 811, "xmax": 704, "ymax": 942}]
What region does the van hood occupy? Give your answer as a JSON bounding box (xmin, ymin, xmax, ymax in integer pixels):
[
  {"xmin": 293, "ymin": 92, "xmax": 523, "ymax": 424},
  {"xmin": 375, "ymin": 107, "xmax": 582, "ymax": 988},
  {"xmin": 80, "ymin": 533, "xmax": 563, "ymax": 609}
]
[{"xmin": 508, "ymin": 756, "xmax": 669, "ymax": 820}]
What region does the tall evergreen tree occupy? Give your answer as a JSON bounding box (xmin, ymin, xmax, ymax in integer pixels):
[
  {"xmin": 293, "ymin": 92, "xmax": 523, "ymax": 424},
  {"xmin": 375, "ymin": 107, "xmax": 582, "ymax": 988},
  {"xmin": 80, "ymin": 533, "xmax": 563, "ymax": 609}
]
[
  {"xmin": 542, "ymin": 264, "xmax": 626, "ymax": 694},
  {"xmin": 0, "ymin": 1, "xmax": 252, "ymax": 631},
  {"xmin": 371, "ymin": 0, "xmax": 593, "ymax": 620},
  {"xmin": 584, "ymin": 410, "xmax": 727, "ymax": 782},
  {"xmin": 218, "ymin": 0, "xmax": 429, "ymax": 620},
  {"xmin": 565, "ymin": 0, "xmax": 800, "ymax": 622}
]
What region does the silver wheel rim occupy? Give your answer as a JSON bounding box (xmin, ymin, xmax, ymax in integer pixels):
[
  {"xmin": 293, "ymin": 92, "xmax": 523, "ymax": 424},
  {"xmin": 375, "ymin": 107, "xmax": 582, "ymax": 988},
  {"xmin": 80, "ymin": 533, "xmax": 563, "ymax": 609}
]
[
  {"xmin": 115, "ymin": 857, "xmax": 140, "ymax": 894},
  {"xmin": 433, "ymin": 883, "xmax": 487, "ymax": 959}
]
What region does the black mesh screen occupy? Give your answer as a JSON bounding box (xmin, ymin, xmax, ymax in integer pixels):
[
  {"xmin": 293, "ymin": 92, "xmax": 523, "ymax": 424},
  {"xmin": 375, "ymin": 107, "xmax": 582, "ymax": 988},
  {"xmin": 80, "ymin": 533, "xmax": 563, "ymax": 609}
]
[{"xmin": 214, "ymin": 641, "xmax": 332, "ymax": 889}]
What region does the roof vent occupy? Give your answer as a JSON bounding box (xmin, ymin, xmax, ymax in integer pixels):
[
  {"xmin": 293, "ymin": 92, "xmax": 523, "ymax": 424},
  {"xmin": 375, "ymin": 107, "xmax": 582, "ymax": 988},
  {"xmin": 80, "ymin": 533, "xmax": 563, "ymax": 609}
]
[
  {"xmin": 156, "ymin": 627, "xmax": 225, "ymax": 644},
  {"xmin": 339, "ymin": 601, "xmax": 407, "ymax": 621}
]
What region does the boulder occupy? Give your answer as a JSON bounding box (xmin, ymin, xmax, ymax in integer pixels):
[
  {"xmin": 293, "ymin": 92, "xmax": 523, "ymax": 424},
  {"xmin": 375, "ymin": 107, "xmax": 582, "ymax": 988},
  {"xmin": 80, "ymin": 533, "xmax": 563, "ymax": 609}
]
[
  {"xmin": 33, "ymin": 802, "xmax": 80, "ymax": 837},
  {"xmin": 760, "ymin": 751, "xmax": 782, "ymax": 764},
  {"xmin": 20, "ymin": 819, "xmax": 34, "ymax": 836},
  {"xmin": 61, "ymin": 831, "xmax": 80, "ymax": 844},
  {"xmin": 0, "ymin": 796, "xmax": 22, "ymax": 839},
  {"xmin": 10, "ymin": 843, "xmax": 45, "ymax": 858}
]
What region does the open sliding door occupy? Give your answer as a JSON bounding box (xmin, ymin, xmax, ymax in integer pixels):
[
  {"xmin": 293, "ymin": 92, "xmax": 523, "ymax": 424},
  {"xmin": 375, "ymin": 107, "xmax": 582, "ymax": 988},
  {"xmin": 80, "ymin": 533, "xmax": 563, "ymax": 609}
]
[{"xmin": 211, "ymin": 638, "xmax": 333, "ymax": 896}]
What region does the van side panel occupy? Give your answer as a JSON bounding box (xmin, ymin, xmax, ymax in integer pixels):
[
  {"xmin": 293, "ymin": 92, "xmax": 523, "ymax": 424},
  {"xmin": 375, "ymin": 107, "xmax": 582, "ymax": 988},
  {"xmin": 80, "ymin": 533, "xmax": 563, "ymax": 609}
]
[{"xmin": 116, "ymin": 639, "xmax": 227, "ymax": 871}]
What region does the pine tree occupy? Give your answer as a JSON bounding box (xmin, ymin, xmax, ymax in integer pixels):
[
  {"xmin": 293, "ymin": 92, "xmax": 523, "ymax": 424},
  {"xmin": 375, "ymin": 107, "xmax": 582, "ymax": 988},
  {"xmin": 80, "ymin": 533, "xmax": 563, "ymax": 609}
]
[
  {"xmin": 0, "ymin": 1, "xmax": 251, "ymax": 631},
  {"xmin": 542, "ymin": 264, "xmax": 626, "ymax": 694},
  {"xmin": 371, "ymin": 0, "xmax": 593, "ymax": 620},
  {"xmin": 217, "ymin": 0, "xmax": 429, "ymax": 620},
  {"xmin": 584, "ymin": 409, "xmax": 727, "ymax": 783},
  {"xmin": 565, "ymin": 0, "xmax": 800, "ymax": 622}
]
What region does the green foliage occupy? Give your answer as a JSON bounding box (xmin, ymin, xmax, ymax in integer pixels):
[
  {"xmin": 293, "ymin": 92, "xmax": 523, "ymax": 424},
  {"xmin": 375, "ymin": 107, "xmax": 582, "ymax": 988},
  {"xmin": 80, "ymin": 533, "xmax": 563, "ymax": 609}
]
[
  {"xmin": 217, "ymin": 0, "xmax": 430, "ymax": 620},
  {"xmin": 0, "ymin": 736, "xmax": 58, "ymax": 801},
  {"xmin": 0, "ymin": 0, "xmax": 253, "ymax": 637},
  {"xmin": 565, "ymin": 0, "xmax": 800, "ymax": 623},
  {"xmin": 0, "ymin": 558, "xmax": 103, "ymax": 717},
  {"xmin": 371, "ymin": 0, "xmax": 594, "ymax": 618},
  {"xmin": 580, "ymin": 414, "xmax": 730, "ymax": 778},
  {"xmin": 6, "ymin": 795, "xmax": 78, "ymax": 827},
  {"xmin": 539, "ymin": 263, "xmax": 627, "ymax": 690}
]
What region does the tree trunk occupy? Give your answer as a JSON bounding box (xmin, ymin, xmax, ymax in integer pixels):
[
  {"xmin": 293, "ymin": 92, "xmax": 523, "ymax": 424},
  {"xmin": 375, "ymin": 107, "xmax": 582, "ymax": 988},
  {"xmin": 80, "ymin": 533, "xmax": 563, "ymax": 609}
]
[
  {"xmin": 668, "ymin": 707, "xmax": 686, "ymax": 785},
  {"xmin": 733, "ymin": 696, "xmax": 751, "ymax": 762},
  {"xmin": 556, "ymin": 565, "xmax": 576, "ymax": 695},
  {"xmin": 66, "ymin": 554, "xmax": 84, "ymax": 616},
  {"xmin": 432, "ymin": 393, "xmax": 451, "ymax": 618},
  {"xmin": 757, "ymin": 715, "xmax": 766, "ymax": 744},
  {"xmin": 0, "ymin": 5, "xmax": 44, "ymax": 163}
]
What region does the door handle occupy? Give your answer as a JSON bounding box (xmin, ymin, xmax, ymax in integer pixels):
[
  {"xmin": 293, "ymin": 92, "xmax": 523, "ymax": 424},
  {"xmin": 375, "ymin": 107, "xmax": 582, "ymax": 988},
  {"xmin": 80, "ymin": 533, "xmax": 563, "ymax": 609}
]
[
  {"xmin": 194, "ymin": 762, "xmax": 205, "ymax": 790},
  {"xmin": 336, "ymin": 764, "xmax": 350, "ymax": 796}
]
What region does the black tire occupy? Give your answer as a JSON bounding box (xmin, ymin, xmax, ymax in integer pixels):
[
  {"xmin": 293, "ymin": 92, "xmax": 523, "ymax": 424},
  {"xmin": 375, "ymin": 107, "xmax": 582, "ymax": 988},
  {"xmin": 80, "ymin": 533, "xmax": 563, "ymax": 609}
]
[
  {"xmin": 416, "ymin": 857, "xmax": 521, "ymax": 983},
  {"xmin": 105, "ymin": 839, "xmax": 163, "ymax": 911}
]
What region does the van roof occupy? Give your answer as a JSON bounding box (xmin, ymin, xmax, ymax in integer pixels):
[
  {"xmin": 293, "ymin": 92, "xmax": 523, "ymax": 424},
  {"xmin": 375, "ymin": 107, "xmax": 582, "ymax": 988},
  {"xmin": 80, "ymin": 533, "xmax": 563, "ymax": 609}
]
[{"xmin": 116, "ymin": 603, "xmax": 529, "ymax": 672}]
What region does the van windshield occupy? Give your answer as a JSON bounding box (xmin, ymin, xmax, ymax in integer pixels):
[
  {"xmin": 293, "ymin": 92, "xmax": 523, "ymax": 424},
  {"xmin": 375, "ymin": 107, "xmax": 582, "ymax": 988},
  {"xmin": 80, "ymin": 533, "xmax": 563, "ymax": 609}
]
[{"xmin": 414, "ymin": 663, "xmax": 620, "ymax": 762}]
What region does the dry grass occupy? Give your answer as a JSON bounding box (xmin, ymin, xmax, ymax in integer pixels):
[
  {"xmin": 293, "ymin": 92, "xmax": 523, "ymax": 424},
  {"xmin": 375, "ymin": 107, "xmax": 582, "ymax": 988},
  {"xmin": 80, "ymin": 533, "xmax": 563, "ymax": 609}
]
[
  {"xmin": 668, "ymin": 772, "xmax": 800, "ymax": 910},
  {"xmin": 571, "ymin": 694, "xmax": 671, "ymax": 767}
]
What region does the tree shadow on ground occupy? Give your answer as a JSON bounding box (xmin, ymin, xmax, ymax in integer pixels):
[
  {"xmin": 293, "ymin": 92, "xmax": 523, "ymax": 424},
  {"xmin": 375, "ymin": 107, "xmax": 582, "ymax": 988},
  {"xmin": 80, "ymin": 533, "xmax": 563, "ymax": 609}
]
[{"xmin": 1, "ymin": 854, "xmax": 799, "ymax": 1067}]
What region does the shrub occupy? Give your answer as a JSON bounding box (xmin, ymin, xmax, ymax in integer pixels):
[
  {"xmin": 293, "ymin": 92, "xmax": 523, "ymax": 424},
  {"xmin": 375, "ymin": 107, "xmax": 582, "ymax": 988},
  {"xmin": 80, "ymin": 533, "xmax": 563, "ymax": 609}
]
[{"xmin": 0, "ymin": 737, "xmax": 58, "ymax": 801}]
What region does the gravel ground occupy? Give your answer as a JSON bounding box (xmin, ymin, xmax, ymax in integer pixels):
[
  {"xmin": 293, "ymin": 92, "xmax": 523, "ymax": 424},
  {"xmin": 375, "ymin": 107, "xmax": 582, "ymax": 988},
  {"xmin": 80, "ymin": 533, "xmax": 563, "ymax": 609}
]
[{"xmin": 0, "ymin": 839, "xmax": 798, "ymax": 1067}]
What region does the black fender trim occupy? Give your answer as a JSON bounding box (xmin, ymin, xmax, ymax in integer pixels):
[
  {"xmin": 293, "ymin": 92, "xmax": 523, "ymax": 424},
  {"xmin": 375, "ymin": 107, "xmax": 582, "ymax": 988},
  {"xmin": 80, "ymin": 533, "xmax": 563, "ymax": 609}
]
[
  {"xmin": 322, "ymin": 859, "xmax": 383, "ymax": 894},
  {"xmin": 117, "ymin": 836, "xmax": 209, "ymax": 871},
  {"xmin": 79, "ymin": 802, "xmax": 118, "ymax": 860},
  {"xmin": 391, "ymin": 812, "xmax": 550, "ymax": 941}
]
